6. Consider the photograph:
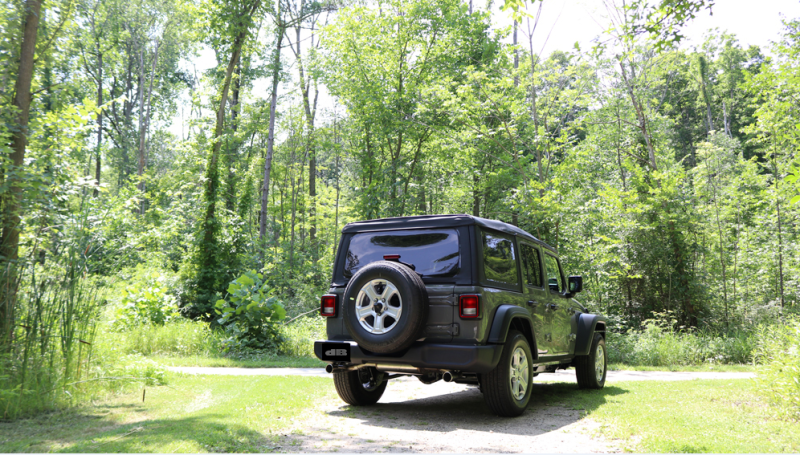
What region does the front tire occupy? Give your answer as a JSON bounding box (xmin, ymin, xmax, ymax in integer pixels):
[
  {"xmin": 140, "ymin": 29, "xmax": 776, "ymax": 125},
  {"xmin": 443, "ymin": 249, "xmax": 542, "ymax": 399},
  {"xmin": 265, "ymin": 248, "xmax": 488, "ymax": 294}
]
[
  {"xmin": 333, "ymin": 368, "xmax": 387, "ymax": 406},
  {"xmin": 482, "ymin": 330, "xmax": 533, "ymax": 417},
  {"xmin": 575, "ymin": 333, "xmax": 607, "ymax": 389}
]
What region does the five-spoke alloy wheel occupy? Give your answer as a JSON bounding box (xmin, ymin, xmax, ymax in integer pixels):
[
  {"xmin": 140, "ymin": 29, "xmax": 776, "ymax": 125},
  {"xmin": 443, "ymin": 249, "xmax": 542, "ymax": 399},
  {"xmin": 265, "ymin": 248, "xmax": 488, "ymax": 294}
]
[
  {"xmin": 482, "ymin": 330, "xmax": 534, "ymax": 417},
  {"xmin": 355, "ymin": 279, "xmax": 403, "ymax": 334}
]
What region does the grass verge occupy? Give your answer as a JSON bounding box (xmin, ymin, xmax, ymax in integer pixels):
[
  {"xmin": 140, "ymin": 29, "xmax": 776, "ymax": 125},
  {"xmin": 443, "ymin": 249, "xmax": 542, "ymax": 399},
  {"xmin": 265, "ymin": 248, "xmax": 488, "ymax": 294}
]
[
  {"xmin": 149, "ymin": 354, "xmax": 325, "ymax": 368},
  {"xmin": 545, "ymin": 378, "xmax": 799, "ymax": 452},
  {"xmin": 0, "ymin": 374, "xmax": 333, "ymax": 453},
  {"xmin": 608, "ymin": 363, "xmax": 756, "ymax": 372}
]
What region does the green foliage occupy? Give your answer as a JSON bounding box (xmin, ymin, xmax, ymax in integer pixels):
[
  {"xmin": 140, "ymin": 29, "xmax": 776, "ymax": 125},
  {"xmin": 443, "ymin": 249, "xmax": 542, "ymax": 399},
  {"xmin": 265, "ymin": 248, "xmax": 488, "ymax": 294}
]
[
  {"xmin": 214, "ymin": 271, "xmax": 287, "ymax": 350},
  {"xmin": 608, "ymin": 314, "xmax": 756, "ymax": 366},
  {"xmin": 4, "ymin": 0, "xmax": 800, "ymax": 423},
  {"xmin": 97, "ymin": 318, "xmax": 223, "ymax": 357},
  {"xmin": 278, "ymin": 316, "xmax": 325, "ymax": 358},
  {"xmin": 112, "ymin": 269, "xmax": 180, "ymax": 329},
  {"xmin": 754, "ymin": 317, "xmax": 800, "ymax": 420}
]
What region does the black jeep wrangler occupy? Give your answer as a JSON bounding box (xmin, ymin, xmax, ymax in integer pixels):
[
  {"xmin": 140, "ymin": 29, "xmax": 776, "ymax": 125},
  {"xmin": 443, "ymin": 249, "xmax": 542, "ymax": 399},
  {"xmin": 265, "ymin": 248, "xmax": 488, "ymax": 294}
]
[{"xmin": 314, "ymin": 214, "xmax": 608, "ymax": 417}]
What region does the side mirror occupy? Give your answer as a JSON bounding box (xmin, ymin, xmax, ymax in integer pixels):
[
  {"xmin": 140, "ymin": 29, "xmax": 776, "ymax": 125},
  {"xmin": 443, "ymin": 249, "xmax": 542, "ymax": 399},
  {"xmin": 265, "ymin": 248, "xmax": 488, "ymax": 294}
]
[{"xmin": 568, "ymin": 275, "xmax": 583, "ymax": 294}]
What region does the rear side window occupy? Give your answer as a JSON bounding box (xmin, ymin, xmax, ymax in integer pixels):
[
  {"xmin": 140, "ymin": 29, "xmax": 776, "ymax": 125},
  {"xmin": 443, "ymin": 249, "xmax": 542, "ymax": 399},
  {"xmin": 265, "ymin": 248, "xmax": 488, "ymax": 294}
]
[
  {"xmin": 344, "ymin": 229, "xmax": 460, "ymax": 278},
  {"xmin": 521, "ymin": 244, "xmax": 543, "ymax": 287},
  {"xmin": 481, "ymin": 230, "xmax": 518, "ymax": 286}
]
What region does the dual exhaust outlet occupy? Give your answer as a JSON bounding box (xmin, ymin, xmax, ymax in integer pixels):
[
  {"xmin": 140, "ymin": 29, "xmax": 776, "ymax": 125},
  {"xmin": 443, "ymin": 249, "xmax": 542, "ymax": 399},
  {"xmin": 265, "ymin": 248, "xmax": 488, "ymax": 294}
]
[{"xmin": 325, "ymin": 363, "xmax": 460, "ymax": 382}]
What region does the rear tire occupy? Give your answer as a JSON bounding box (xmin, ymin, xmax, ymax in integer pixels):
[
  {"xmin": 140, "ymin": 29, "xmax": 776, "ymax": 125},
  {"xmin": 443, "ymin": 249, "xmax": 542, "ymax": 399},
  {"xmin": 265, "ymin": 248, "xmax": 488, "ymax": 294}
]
[
  {"xmin": 575, "ymin": 333, "xmax": 607, "ymax": 389},
  {"xmin": 333, "ymin": 368, "xmax": 387, "ymax": 406},
  {"xmin": 481, "ymin": 330, "xmax": 533, "ymax": 417}
]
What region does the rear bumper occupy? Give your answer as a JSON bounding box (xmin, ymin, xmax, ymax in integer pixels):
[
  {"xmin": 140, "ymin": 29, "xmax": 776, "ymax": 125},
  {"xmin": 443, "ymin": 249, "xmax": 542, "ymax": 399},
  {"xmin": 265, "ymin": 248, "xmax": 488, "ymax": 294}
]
[{"xmin": 314, "ymin": 340, "xmax": 504, "ymax": 373}]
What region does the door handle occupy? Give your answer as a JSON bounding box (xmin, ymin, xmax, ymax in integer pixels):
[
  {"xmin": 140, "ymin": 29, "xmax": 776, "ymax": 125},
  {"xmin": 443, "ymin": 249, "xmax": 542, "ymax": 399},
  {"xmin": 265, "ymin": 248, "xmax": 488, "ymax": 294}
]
[
  {"xmin": 548, "ymin": 303, "xmax": 558, "ymax": 311},
  {"xmin": 527, "ymin": 300, "xmax": 538, "ymax": 307}
]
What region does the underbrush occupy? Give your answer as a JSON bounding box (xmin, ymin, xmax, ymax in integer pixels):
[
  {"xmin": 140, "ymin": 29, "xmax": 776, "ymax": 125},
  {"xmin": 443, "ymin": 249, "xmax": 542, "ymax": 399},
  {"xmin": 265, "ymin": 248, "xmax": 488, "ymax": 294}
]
[
  {"xmin": 753, "ymin": 316, "xmax": 800, "ymax": 420},
  {"xmin": 279, "ymin": 316, "xmax": 325, "ymax": 358},
  {"xmin": 607, "ymin": 321, "xmax": 756, "ymax": 367},
  {"xmin": 96, "ymin": 319, "xmax": 224, "ymax": 357}
]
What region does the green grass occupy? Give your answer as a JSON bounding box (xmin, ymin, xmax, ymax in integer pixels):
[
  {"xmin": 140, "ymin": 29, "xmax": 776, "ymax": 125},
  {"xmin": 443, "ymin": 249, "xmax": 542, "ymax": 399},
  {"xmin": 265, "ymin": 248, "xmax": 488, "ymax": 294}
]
[
  {"xmin": 545, "ymin": 378, "xmax": 800, "ymax": 452},
  {"xmin": 0, "ymin": 374, "xmax": 333, "ymax": 453},
  {"xmin": 2, "ymin": 375, "xmax": 797, "ymax": 453},
  {"xmin": 609, "ymin": 363, "xmax": 756, "ymax": 373},
  {"xmin": 150, "ymin": 354, "xmax": 325, "ymax": 368},
  {"xmin": 92, "ymin": 315, "xmax": 326, "ymax": 369}
]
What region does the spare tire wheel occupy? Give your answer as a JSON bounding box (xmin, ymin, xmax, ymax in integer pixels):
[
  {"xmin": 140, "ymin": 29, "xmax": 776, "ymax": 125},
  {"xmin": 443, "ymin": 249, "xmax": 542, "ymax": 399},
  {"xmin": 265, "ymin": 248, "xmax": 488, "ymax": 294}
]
[{"xmin": 343, "ymin": 260, "xmax": 429, "ymax": 354}]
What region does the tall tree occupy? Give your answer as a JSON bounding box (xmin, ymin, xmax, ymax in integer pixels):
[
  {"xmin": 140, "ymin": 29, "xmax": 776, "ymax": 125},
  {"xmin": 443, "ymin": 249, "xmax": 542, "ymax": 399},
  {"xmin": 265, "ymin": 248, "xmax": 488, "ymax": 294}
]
[
  {"xmin": 191, "ymin": 0, "xmax": 261, "ymax": 319},
  {"xmin": 0, "ymin": 0, "xmax": 43, "ymax": 350}
]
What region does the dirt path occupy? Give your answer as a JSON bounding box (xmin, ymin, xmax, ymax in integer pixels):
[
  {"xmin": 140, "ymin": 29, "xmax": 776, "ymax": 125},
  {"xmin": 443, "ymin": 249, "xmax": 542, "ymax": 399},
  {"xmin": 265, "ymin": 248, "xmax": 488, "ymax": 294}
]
[
  {"xmin": 163, "ymin": 367, "xmax": 754, "ymax": 453},
  {"xmin": 279, "ymin": 377, "xmax": 618, "ymax": 453}
]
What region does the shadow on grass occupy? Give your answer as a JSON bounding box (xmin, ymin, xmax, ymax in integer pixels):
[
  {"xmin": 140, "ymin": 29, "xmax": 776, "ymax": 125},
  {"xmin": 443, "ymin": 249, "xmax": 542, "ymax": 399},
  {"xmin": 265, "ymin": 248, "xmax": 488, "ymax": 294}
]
[
  {"xmin": 325, "ymin": 379, "xmax": 628, "ymax": 438},
  {"xmin": 63, "ymin": 413, "xmax": 277, "ymax": 453},
  {"xmin": 0, "ymin": 407, "xmax": 277, "ymax": 453}
]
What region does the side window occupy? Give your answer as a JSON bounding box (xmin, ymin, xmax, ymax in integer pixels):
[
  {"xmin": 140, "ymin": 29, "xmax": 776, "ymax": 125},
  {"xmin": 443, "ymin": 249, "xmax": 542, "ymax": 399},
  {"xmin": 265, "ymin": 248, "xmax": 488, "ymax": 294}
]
[
  {"xmin": 544, "ymin": 254, "xmax": 563, "ymax": 293},
  {"xmin": 521, "ymin": 244, "xmax": 543, "ymax": 287},
  {"xmin": 481, "ymin": 230, "xmax": 518, "ymax": 286}
]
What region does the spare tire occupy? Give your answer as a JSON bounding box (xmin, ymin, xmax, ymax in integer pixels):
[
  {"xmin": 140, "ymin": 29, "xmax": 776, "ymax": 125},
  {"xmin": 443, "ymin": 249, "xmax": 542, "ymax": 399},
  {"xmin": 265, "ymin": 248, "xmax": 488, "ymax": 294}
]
[{"xmin": 342, "ymin": 260, "xmax": 429, "ymax": 354}]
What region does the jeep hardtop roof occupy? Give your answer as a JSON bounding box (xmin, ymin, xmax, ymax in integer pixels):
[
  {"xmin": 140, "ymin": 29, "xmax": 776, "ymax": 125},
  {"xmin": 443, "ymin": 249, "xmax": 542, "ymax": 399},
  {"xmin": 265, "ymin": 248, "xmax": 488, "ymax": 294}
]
[{"xmin": 341, "ymin": 214, "xmax": 557, "ymax": 254}]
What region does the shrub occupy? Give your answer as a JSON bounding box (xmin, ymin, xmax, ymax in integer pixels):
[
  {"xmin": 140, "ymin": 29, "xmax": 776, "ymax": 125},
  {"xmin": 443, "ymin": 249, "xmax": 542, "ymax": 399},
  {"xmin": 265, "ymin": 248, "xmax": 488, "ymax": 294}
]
[
  {"xmin": 109, "ymin": 267, "xmax": 180, "ymax": 329},
  {"xmin": 607, "ymin": 321, "xmax": 756, "ymax": 366},
  {"xmin": 215, "ymin": 271, "xmax": 287, "ymax": 351},
  {"xmin": 754, "ymin": 317, "xmax": 800, "ymax": 420},
  {"xmin": 279, "ymin": 316, "xmax": 325, "ymax": 357}
]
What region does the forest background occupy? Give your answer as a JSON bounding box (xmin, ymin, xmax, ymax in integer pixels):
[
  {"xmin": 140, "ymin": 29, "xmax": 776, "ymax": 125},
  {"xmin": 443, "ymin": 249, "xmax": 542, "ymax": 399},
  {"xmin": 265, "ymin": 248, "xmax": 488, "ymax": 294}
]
[{"xmin": 1, "ymin": 0, "xmax": 800, "ymax": 420}]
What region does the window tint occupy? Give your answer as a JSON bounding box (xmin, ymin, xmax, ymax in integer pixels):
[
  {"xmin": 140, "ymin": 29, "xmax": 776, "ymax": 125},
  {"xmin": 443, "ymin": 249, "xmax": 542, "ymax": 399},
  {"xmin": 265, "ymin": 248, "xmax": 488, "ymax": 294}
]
[
  {"xmin": 344, "ymin": 229, "xmax": 460, "ymax": 278},
  {"xmin": 521, "ymin": 244, "xmax": 543, "ymax": 287},
  {"xmin": 481, "ymin": 230, "xmax": 518, "ymax": 286},
  {"xmin": 544, "ymin": 254, "xmax": 563, "ymax": 292}
]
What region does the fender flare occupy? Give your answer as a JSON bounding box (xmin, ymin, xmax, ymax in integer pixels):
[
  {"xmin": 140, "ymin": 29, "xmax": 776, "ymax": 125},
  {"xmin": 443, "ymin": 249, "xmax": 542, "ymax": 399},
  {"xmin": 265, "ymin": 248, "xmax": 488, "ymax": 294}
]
[
  {"xmin": 487, "ymin": 305, "xmax": 538, "ymax": 358},
  {"xmin": 574, "ymin": 313, "xmax": 608, "ymax": 356}
]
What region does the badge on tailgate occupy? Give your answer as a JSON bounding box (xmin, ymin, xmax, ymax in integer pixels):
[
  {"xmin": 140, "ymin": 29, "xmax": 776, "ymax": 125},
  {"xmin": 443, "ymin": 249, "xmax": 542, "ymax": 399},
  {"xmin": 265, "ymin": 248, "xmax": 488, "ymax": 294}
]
[{"xmin": 321, "ymin": 342, "xmax": 351, "ymax": 361}]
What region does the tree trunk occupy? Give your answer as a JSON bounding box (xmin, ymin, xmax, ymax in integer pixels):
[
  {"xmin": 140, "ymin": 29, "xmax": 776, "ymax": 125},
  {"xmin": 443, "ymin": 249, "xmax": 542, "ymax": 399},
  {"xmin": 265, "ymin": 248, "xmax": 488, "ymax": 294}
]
[
  {"xmin": 526, "ymin": 17, "xmax": 544, "ymax": 198},
  {"xmin": 333, "ymin": 118, "xmax": 341, "ymax": 257},
  {"xmin": 200, "ymin": 1, "xmax": 259, "ymax": 271},
  {"xmin": 137, "ymin": 39, "xmax": 161, "ymax": 214},
  {"xmin": 619, "ymin": 59, "xmax": 657, "ymax": 170},
  {"xmin": 136, "ymin": 46, "xmax": 145, "ymax": 191},
  {"xmin": 259, "ymin": 25, "xmax": 285, "ymax": 264},
  {"xmin": 1, "ymin": 0, "xmax": 43, "ymax": 351},
  {"xmin": 94, "ymin": 51, "xmax": 103, "ymax": 198},
  {"xmin": 295, "ymin": 0, "xmax": 318, "ymax": 246},
  {"xmin": 225, "ymin": 61, "xmax": 242, "ymax": 212},
  {"xmin": 775, "ymin": 166, "xmax": 785, "ymax": 308}
]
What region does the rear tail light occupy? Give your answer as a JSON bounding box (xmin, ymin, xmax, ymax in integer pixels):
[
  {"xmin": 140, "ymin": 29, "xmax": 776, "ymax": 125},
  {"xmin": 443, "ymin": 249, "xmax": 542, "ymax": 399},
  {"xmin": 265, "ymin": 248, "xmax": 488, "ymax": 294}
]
[
  {"xmin": 459, "ymin": 294, "xmax": 480, "ymax": 319},
  {"xmin": 320, "ymin": 295, "xmax": 338, "ymax": 317}
]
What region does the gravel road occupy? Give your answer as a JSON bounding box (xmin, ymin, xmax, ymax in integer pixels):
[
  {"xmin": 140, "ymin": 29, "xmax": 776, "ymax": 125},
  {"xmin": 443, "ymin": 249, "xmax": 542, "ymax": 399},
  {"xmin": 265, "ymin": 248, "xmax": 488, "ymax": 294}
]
[{"xmin": 165, "ymin": 367, "xmax": 754, "ymax": 453}]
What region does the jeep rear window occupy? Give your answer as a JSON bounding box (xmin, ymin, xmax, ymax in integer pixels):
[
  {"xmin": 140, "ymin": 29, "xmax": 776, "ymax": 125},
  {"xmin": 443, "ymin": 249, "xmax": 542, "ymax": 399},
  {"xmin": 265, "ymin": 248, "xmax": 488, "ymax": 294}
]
[{"xmin": 344, "ymin": 229, "xmax": 460, "ymax": 278}]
